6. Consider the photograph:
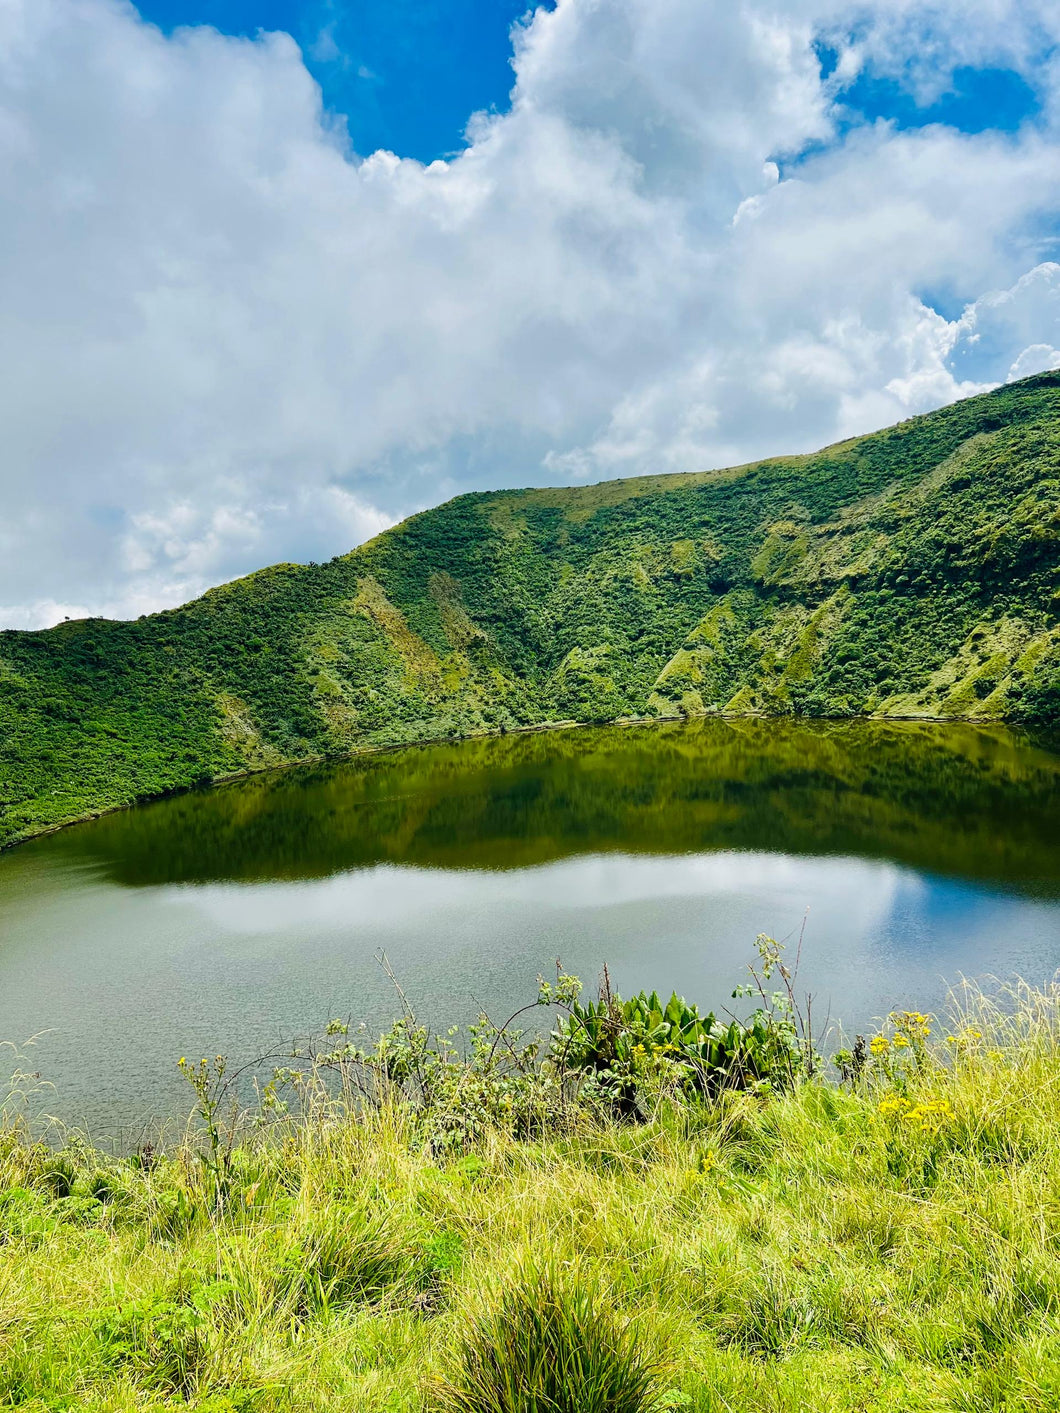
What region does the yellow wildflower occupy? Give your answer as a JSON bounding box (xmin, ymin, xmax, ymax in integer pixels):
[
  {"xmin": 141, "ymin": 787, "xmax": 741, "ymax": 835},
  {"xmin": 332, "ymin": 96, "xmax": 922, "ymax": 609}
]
[
  {"xmin": 891, "ymin": 1010, "xmax": 932, "ymax": 1039},
  {"xmin": 878, "ymin": 1096, "xmax": 910, "ymax": 1117},
  {"xmin": 893, "ymin": 1096, "xmax": 952, "ymax": 1135},
  {"xmin": 949, "ymin": 1028, "xmax": 983, "ymax": 1048}
]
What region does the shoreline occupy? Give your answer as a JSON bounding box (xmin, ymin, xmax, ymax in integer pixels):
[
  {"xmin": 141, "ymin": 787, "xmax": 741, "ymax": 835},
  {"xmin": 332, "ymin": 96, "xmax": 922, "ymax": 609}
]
[
  {"xmin": 0, "ymin": 706, "xmax": 1045, "ymax": 855},
  {"xmin": 6, "ymin": 982, "xmax": 1058, "ymax": 1408}
]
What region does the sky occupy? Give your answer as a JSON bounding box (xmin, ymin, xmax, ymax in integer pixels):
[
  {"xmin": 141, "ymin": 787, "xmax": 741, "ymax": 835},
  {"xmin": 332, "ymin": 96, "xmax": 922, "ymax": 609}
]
[
  {"xmin": 1, "ymin": 0, "xmax": 1060, "ymax": 628},
  {"xmin": 134, "ymin": 0, "xmax": 544, "ymax": 161}
]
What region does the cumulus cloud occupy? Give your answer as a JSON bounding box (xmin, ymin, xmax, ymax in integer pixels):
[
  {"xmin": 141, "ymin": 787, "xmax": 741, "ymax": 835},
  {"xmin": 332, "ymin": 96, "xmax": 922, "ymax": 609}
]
[
  {"xmin": 1, "ymin": 0, "xmax": 1060, "ymax": 625},
  {"xmin": 948, "ymin": 262, "xmax": 1060, "ymax": 383}
]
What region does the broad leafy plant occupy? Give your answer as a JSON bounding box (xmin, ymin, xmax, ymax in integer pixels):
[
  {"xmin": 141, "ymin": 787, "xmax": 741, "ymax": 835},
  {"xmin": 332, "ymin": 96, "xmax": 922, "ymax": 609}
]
[{"xmin": 551, "ymin": 966, "xmax": 802, "ymax": 1116}]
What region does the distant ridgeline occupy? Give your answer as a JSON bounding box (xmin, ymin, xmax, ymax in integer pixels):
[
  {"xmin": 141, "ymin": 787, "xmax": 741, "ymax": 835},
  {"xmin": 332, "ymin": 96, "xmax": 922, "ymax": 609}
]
[{"xmin": 2, "ymin": 373, "xmax": 1059, "ymax": 846}]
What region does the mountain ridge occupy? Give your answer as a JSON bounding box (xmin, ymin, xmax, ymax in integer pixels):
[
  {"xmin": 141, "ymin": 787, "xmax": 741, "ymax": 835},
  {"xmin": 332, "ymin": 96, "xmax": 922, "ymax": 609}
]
[{"xmin": 2, "ymin": 371, "xmax": 1059, "ymax": 847}]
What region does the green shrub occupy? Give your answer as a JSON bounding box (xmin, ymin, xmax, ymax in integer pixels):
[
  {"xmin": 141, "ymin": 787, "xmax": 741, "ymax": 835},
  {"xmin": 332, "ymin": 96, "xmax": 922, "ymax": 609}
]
[
  {"xmin": 552, "ymin": 985, "xmax": 800, "ymax": 1115},
  {"xmin": 95, "ymin": 1294, "xmax": 209, "ymax": 1396},
  {"xmin": 88, "ymin": 1167, "xmax": 127, "ymax": 1205},
  {"xmin": 31, "ymin": 1153, "xmax": 75, "ymax": 1199},
  {"xmin": 149, "ymin": 1184, "xmax": 199, "ymax": 1242},
  {"xmin": 0, "ymin": 1185, "xmax": 58, "ymax": 1246}
]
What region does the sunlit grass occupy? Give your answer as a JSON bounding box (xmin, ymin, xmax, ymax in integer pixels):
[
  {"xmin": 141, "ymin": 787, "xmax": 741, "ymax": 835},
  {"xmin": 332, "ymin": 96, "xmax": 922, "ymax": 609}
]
[{"xmin": 5, "ymin": 984, "xmax": 1060, "ymax": 1410}]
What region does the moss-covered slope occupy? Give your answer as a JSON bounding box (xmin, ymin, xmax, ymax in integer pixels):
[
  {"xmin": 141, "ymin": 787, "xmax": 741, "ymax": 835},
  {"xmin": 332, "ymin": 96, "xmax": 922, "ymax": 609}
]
[{"xmin": 2, "ymin": 373, "xmax": 1059, "ymax": 846}]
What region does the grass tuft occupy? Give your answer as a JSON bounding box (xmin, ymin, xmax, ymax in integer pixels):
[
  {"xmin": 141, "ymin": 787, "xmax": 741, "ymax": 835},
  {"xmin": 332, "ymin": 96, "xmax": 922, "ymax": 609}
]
[{"xmin": 432, "ymin": 1258, "xmax": 656, "ymax": 1413}]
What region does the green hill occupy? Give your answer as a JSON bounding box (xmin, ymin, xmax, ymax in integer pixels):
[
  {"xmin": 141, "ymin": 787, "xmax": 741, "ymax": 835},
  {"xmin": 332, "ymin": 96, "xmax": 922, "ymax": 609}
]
[{"xmin": 2, "ymin": 373, "xmax": 1059, "ymax": 847}]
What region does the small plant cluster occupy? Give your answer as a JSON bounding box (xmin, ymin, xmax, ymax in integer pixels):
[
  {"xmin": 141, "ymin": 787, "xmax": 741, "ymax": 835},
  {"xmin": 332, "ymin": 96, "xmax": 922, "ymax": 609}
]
[
  {"xmin": 551, "ymin": 964, "xmax": 804, "ymax": 1118},
  {"xmin": 836, "ymin": 1008, "xmax": 934, "ymax": 1085},
  {"xmin": 432, "ymin": 1260, "xmax": 656, "ymax": 1413},
  {"xmin": 877, "ymin": 1094, "xmax": 955, "ymax": 1135},
  {"xmin": 835, "ymin": 1011, "xmax": 961, "ymax": 1141}
]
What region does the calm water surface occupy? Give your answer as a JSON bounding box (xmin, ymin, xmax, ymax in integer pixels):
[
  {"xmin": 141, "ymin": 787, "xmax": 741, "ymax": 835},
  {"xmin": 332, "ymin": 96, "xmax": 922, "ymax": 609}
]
[{"xmin": 2, "ymin": 718, "xmax": 1059, "ymax": 1136}]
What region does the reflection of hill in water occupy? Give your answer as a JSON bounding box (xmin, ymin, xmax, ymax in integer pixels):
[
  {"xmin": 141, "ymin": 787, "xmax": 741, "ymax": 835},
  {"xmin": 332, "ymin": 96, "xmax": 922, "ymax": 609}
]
[{"xmin": 43, "ymin": 719, "xmax": 1060, "ymax": 894}]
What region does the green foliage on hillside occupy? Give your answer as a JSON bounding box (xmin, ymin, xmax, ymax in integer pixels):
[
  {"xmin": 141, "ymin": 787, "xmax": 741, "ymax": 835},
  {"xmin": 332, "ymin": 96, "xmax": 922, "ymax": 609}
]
[{"xmin": 3, "ymin": 373, "xmax": 1059, "ymax": 846}]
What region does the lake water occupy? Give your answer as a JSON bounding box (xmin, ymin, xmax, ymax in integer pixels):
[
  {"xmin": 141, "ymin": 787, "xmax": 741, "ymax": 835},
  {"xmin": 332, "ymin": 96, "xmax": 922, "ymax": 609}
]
[{"xmin": 2, "ymin": 717, "xmax": 1059, "ymax": 1138}]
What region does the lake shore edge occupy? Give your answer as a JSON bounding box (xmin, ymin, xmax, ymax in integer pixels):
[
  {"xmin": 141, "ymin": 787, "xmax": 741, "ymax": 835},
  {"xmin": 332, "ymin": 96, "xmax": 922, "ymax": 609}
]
[
  {"xmin": 5, "ymin": 976, "xmax": 1060, "ymax": 1410},
  {"xmin": 1, "ymin": 704, "xmax": 1042, "ymax": 854}
]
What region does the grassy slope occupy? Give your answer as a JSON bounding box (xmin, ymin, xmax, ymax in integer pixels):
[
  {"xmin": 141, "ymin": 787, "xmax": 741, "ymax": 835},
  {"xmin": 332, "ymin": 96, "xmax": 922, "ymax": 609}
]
[
  {"xmin": 2, "ymin": 373, "xmax": 1059, "ymax": 846},
  {"xmin": 5, "ymin": 993, "xmax": 1060, "ymax": 1411}
]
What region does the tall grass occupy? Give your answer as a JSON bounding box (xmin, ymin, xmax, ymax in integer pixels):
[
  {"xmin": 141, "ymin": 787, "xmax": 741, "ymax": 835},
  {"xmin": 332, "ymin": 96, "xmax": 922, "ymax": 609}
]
[{"xmin": 4, "ymin": 983, "xmax": 1060, "ymax": 1410}]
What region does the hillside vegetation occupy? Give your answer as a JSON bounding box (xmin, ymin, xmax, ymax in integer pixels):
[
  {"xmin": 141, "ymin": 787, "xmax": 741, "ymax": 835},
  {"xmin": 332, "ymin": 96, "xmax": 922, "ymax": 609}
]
[{"xmin": 2, "ymin": 373, "xmax": 1059, "ymax": 846}]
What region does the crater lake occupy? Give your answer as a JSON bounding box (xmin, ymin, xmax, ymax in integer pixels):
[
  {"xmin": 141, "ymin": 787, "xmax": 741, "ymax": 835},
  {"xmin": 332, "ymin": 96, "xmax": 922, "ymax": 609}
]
[{"xmin": 2, "ymin": 716, "xmax": 1059, "ymax": 1136}]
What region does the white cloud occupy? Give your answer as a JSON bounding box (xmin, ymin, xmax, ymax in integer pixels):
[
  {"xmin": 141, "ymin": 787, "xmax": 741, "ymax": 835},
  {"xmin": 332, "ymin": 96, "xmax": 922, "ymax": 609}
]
[
  {"xmin": 1008, "ymin": 344, "xmax": 1060, "ymax": 380},
  {"xmin": 1, "ymin": 0, "xmax": 1059, "ymax": 625},
  {"xmin": 949, "ymin": 262, "xmax": 1060, "ymax": 383}
]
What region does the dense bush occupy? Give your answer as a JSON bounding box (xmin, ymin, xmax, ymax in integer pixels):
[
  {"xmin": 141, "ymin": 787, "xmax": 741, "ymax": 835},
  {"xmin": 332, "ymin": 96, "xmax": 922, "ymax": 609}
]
[{"xmin": 552, "ymin": 982, "xmax": 803, "ymax": 1116}]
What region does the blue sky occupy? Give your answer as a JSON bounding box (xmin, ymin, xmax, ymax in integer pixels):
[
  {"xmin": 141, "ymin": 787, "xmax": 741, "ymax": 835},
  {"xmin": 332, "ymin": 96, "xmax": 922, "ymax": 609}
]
[
  {"xmin": 135, "ymin": 1, "xmax": 1040, "ymax": 162},
  {"xmin": 135, "ymin": 0, "xmax": 548, "ymax": 160},
  {"xmin": 842, "ymin": 64, "xmax": 1038, "ymax": 135}
]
